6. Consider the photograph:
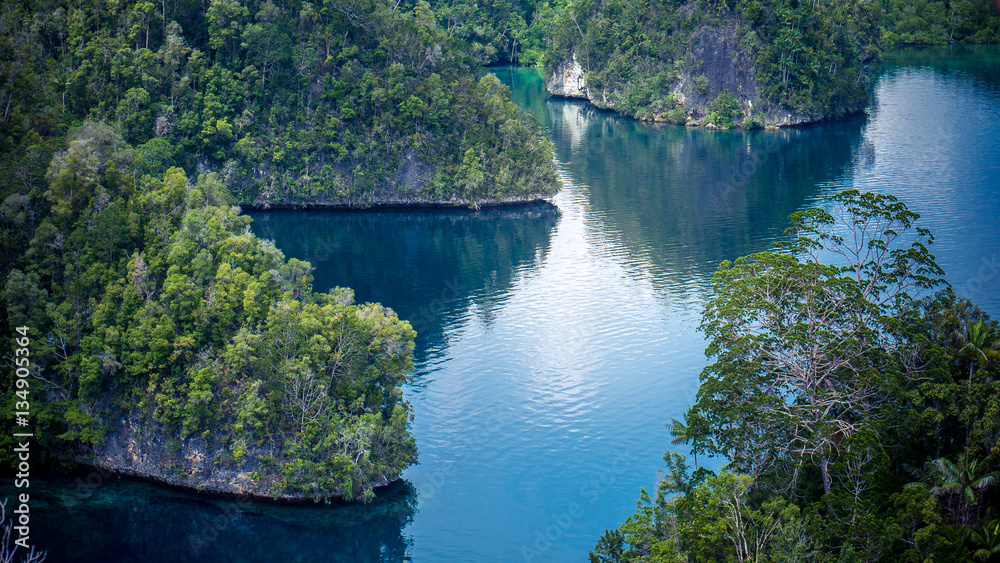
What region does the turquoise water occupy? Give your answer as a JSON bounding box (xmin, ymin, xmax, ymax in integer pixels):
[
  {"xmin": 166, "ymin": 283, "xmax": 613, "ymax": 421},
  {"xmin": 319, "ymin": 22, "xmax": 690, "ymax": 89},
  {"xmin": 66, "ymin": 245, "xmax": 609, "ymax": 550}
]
[{"xmin": 12, "ymin": 45, "xmax": 1000, "ymax": 562}]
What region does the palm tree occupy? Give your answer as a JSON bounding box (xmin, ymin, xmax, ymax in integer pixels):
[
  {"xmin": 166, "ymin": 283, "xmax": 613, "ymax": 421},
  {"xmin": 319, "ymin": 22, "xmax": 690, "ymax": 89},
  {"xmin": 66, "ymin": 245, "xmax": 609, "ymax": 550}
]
[
  {"xmin": 955, "ymin": 320, "xmax": 999, "ymax": 390},
  {"xmin": 666, "ymin": 415, "xmax": 698, "ymax": 469},
  {"xmin": 927, "ymin": 452, "xmax": 1000, "ymax": 526},
  {"xmin": 967, "ymin": 519, "xmax": 1000, "ymax": 562}
]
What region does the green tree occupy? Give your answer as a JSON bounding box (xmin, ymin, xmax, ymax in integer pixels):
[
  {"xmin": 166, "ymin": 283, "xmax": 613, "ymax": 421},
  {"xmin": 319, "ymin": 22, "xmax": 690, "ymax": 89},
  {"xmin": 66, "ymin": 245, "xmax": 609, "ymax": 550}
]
[
  {"xmin": 206, "ymin": 0, "xmax": 249, "ymax": 62},
  {"xmin": 926, "ymin": 452, "xmax": 999, "ymax": 526},
  {"xmin": 968, "ymin": 519, "xmax": 1000, "ymax": 562},
  {"xmin": 597, "ymin": 192, "xmax": 994, "ymax": 561},
  {"xmin": 665, "ymin": 415, "xmax": 699, "ymax": 468},
  {"xmin": 956, "ymin": 320, "xmax": 1000, "ymax": 390},
  {"xmin": 886, "ymin": 483, "xmax": 966, "ymax": 562},
  {"xmin": 690, "ymin": 190, "xmax": 944, "ymax": 497},
  {"xmin": 590, "ymin": 528, "xmax": 626, "ymax": 563},
  {"xmin": 706, "ymin": 90, "xmax": 739, "ymax": 129}
]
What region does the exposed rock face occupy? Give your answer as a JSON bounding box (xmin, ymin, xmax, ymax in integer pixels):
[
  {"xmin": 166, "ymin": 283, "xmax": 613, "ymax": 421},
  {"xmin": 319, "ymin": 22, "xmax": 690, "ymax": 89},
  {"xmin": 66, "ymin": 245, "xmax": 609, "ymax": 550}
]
[
  {"xmin": 546, "ymin": 20, "xmax": 866, "ymax": 128},
  {"xmin": 545, "ymin": 54, "xmax": 589, "ymax": 99},
  {"xmin": 763, "ymin": 111, "xmax": 822, "ymax": 127},
  {"xmin": 84, "ymin": 410, "xmax": 392, "ymax": 501},
  {"xmin": 682, "ymin": 23, "xmax": 758, "ymax": 110},
  {"xmin": 248, "ymin": 149, "xmax": 559, "ymax": 209},
  {"xmin": 89, "ymin": 413, "xmax": 277, "ymax": 498}
]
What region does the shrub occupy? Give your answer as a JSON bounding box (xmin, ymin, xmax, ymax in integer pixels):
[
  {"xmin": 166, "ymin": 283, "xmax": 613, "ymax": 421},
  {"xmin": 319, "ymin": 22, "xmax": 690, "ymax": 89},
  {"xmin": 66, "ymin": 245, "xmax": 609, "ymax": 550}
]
[
  {"xmin": 743, "ymin": 114, "xmax": 765, "ymax": 129},
  {"xmin": 706, "ymin": 90, "xmax": 740, "ymax": 129}
]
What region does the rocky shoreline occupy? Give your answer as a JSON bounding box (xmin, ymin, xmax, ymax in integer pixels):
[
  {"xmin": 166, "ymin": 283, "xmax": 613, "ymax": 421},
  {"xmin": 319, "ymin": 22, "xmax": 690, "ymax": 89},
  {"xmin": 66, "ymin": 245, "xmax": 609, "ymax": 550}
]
[
  {"xmin": 78, "ymin": 411, "xmax": 401, "ymax": 502},
  {"xmin": 545, "ymin": 52, "xmax": 860, "ymax": 127},
  {"xmin": 240, "ymin": 195, "xmax": 558, "ymax": 212},
  {"xmin": 544, "ymin": 14, "xmax": 870, "ymax": 129}
]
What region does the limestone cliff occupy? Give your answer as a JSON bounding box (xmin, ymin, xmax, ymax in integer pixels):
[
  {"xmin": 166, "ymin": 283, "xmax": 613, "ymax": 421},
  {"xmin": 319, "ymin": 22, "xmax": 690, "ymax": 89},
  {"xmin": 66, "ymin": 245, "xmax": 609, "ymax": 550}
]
[
  {"xmin": 81, "ymin": 407, "xmax": 399, "ymax": 501},
  {"xmin": 543, "ymin": 1, "xmax": 879, "ymax": 128},
  {"xmin": 87, "ymin": 412, "xmax": 292, "ymax": 499},
  {"xmin": 545, "ymin": 54, "xmax": 590, "ymax": 99}
]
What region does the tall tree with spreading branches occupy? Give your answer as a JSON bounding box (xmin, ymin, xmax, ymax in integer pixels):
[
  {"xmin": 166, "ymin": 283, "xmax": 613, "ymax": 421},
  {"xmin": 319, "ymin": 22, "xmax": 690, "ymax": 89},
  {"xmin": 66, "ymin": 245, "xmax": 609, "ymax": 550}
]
[{"xmin": 688, "ymin": 190, "xmax": 946, "ymax": 508}]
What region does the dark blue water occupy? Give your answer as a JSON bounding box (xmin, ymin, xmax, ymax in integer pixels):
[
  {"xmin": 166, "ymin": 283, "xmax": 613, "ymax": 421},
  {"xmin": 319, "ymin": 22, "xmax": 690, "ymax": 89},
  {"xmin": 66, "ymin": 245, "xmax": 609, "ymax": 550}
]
[
  {"xmin": 10, "ymin": 45, "xmax": 1000, "ymax": 562},
  {"xmin": 843, "ymin": 46, "xmax": 1000, "ymax": 309}
]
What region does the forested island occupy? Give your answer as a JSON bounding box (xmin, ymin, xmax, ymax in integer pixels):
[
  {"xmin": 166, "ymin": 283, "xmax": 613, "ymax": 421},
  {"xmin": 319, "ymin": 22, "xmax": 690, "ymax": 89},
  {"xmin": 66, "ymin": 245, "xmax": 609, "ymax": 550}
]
[
  {"xmin": 541, "ymin": 0, "xmax": 1000, "ymax": 126},
  {"xmin": 0, "ymin": 0, "xmax": 563, "ymax": 501},
  {"xmin": 543, "ymin": 0, "xmax": 881, "ymax": 126},
  {"xmin": 421, "ymin": 0, "xmax": 1000, "ymax": 126},
  {"xmin": 590, "ymin": 192, "xmax": 1000, "ymax": 562},
  {"xmin": 3, "ymin": 121, "xmax": 420, "ymax": 501},
  {"xmin": 0, "ymin": 0, "xmax": 560, "ymax": 208}
]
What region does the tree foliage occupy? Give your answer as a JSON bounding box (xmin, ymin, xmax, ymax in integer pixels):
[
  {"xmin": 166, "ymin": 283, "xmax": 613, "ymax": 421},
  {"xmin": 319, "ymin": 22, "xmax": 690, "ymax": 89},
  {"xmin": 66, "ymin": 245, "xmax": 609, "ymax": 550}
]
[
  {"xmin": 518, "ymin": 0, "xmax": 999, "ymax": 125},
  {"xmin": 541, "ymin": 0, "xmax": 881, "ymax": 123},
  {"xmin": 595, "ymin": 191, "xmax": 1000, "ymax": 561},
  {"xmin": 692, "ymin": 190, "xmax": 944, "ymax": 488},
  {"xmin": 879, "ymin": 0, "xmax": 1000, "ymax": 44},
  {"xmin": 1, "ymin": 123, "xmax": 417, "ymax": 500},
  {"xmin": 0, "ymin": 0, "xmax": 559, "ymax": 216}
]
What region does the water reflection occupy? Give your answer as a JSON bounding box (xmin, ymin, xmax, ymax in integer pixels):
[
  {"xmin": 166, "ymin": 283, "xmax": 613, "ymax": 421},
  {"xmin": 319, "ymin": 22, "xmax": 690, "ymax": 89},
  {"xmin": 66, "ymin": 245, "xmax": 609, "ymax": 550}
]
[
  {"xmin": 566, "ymin": 106, "xmax": 864, "ymax": 285},
  {"xmin": 497, "ymin": 66, "xmax": 867, "ymax": 297},
  {"xmin": 248, "ymin": 206, "xmax": 558, "ymax": 362},
  {"xmin": 5, "ymin": 475, "xmax": 416, "ymax": 562},
  {"xmin": 882, "ymin": 44, "xmax": 1000, "ymax": 90},
  {"xmin": 839, "ymin": 44, "xmax": 1000, "ymax": 315}
]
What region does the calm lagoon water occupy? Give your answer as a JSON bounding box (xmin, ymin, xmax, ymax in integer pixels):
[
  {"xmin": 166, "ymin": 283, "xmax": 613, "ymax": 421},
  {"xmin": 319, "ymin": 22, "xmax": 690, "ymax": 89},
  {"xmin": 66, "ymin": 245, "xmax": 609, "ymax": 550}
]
[{"xmin": 13, "ymin": 45, "xmax": 1000, "ymax": 562}]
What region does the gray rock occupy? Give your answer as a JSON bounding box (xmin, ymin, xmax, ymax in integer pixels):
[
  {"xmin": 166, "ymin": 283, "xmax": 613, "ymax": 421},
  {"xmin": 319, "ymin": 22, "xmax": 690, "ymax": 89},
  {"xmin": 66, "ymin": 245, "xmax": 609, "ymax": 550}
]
[{"xmin": 545, "ymin": 54, "xmax": 589, "ymax": 99}]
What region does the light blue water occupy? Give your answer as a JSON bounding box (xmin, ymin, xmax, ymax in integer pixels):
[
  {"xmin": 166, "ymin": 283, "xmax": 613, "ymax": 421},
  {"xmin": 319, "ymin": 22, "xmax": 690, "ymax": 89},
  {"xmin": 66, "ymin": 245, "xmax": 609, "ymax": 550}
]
[{"xmin": 14, "ymin": 45, "xmax": 1000, "ymax": 562}]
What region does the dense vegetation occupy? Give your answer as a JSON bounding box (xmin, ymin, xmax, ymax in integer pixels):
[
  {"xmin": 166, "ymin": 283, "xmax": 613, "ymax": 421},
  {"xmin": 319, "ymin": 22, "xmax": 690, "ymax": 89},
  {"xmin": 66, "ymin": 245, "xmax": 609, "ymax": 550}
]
[
  {"xmin": 428, "ymin": 0, "xmax": 1000, "ymax": 69},
  {"xmin": 0, "ymin": 0, "xmax": 565, "ymax": 500},
  {"xmin": 880, "ymin": 0, "xmax": 1000, "ymax": 44},
  {"xmin": 591, "ymin": 191, "xmax": 1000, "ymax": 561},
  {"xmin": 543, "ymin": 0, "xmax": 882, "ymax": 124},
  {"xmin": 2, "ymin": 122, "xmax": 417, "ymax": 500},
  {"xmin": 0, "ymin": 0, "xmax": 559, "ymax": 211},
  {"xmin": 426, "ymin": 0, "xmax": 1000, "ymax": 126},
  {"xmin": 428, "ymin": 0, "xmax": 560, "ymax": 65}
]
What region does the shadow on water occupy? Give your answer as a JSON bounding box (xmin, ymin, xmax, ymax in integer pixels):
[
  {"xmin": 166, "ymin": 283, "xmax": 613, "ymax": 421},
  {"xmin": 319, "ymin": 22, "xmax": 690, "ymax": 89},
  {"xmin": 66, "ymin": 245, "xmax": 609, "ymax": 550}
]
[
  {"xmin": 3, "ymin": 475, "xmax": 417, "ymax": 562},
  {"xmin": 247, "ymin": 206, "xmax": 559, "ymax": 363},
  {"xmin": 558, "ymin": 103, "xmax": 866, "ymax": 285},
  {"xmin": 881, "ymin": 44, "xmax": 1000, "ymax": 89},
  {"xmin": 495, "ymin": 66, "xmax": 867, "ymax": 295}
]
